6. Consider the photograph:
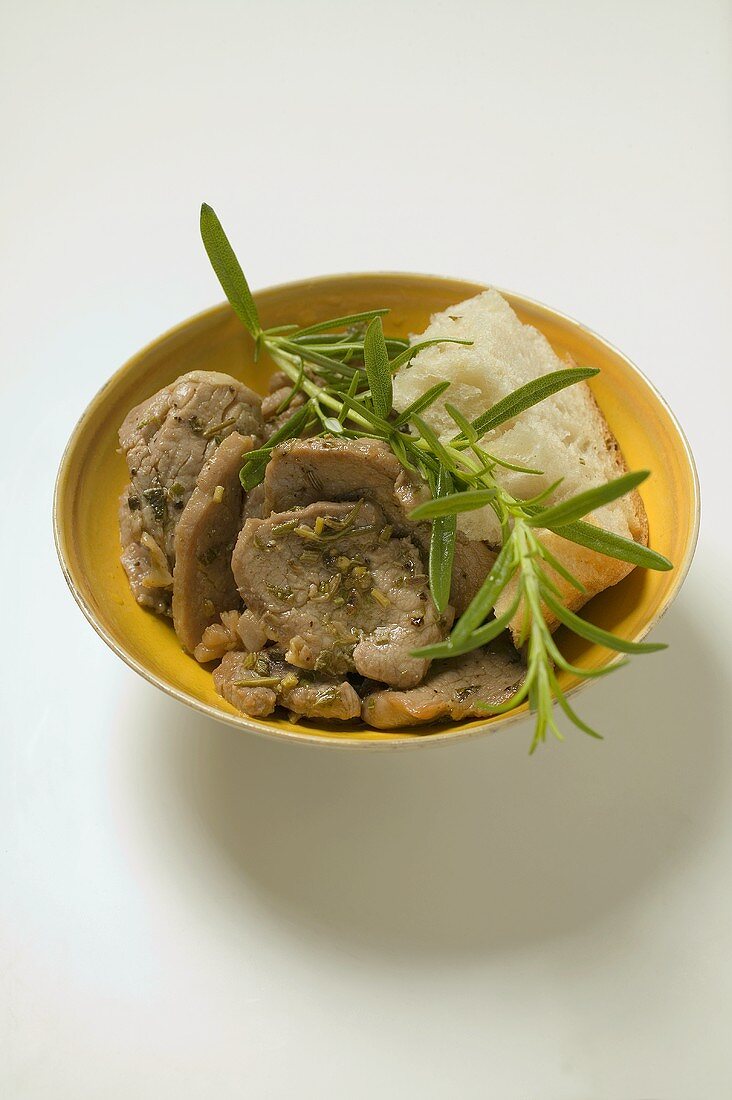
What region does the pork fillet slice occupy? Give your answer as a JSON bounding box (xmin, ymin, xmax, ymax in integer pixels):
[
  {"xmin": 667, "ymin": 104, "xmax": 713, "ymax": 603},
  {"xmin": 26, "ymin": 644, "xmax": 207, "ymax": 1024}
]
[
  {"xmin": 213, "ymin": 650, "xmax": 361, "ymax": 721},
  {"xmin": 362, "ymin": 639, "xmax": 525, "ymax": 729},
  {"xmin": 262, "ymin": 436, "xmax": 427, "ymax": 532},
  {"xmin": 118, "ymin": 370, "xmax": 264, "ymax": 613},
  {"xmin": 262, "ymin": 435, "xmax": 492, "ymax": 614},
  {"xmin": 172, "ymin": 432, "xmax": 255, "ymax": 653},
  {"xmin": 232, "ymin": 500, "xmax": 449, "ymax": 689}
]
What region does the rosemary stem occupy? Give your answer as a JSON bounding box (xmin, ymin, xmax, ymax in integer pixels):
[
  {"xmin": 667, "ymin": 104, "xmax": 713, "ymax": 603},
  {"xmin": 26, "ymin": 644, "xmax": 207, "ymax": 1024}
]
[{"xmin": 267, "ymin": 343, "xmax": 376, "ymax": 431}]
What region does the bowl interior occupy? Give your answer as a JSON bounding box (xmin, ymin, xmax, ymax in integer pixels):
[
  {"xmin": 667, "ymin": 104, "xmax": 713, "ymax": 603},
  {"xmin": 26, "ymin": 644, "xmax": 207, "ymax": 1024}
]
[{"xmin": 54, "ymin": 273, "xmax": 698, "ymax": 748}]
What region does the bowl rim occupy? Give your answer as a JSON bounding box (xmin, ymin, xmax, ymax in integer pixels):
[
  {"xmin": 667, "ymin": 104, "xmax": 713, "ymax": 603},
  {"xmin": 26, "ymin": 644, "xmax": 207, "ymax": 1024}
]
[{"xmin": 53, "ymin": 271, "xmax": 701, "ymax": 751}]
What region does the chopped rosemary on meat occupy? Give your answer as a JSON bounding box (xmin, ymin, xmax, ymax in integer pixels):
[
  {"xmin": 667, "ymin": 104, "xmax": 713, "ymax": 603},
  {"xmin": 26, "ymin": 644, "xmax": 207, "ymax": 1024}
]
[
  {"xmin": 233, "ymin": 676, "xmax": 282, "ymax": 688},
  {"xmin": 292, "ymin": 502, "xmax": 369, "ymax": 544},
  {"xmin": 270, "ymin": 519, "xmax": 298, "ymax": 537},
  {"xmin": 265, "ymin": 583, "xmax": 293, "ymax": 602},
  {"xmin": 370, "ymin": 588, "xmax": 391, "ymax": 608},
  {"xmin": 142, "ymin": 486, "xmax": 167, "ymax": 522},
  {"xmin": 200, "ymin": 201, "xmax": 674, "ymax": 751},
  {"xmin": 203, "ymin": 417, "xmax": 237, "ymax": 439}
]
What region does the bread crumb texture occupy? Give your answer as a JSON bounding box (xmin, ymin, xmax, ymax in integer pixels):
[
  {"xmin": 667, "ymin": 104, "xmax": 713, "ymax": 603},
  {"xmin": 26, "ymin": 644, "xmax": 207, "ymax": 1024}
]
[{"xmin": 394, "ymin": 289, "xmax": 644, "ymax": 545}]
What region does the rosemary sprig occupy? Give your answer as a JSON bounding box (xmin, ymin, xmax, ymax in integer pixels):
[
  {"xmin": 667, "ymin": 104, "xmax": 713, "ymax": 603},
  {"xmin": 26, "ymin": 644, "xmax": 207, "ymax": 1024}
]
[
  {"xmin": 200, "ymin": 202, "xmax": 673, "ymax": 750},
  {"xmin": 409, "ymin": 422, "xmax": 668, "ymax": 751}
]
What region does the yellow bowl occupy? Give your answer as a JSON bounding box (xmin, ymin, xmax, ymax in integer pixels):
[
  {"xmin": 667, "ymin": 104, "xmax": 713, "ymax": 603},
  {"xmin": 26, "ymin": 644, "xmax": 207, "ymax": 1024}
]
[{"xmin": 54, "ymin": 273, "xmax": 699, "ymax": 749}]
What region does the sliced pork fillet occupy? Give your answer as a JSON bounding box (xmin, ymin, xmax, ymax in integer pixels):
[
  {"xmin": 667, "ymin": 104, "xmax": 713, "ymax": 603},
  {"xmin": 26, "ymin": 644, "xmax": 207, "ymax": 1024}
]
[
  {"xmin": 242, "ymin": 483, "xmax": 265, "ymax": 523},
  {"xmin": 172, "ymin": 432, "xmax": 255, "ymax": 653},
  {"xmin": 213, "ymin": 650, "xmax": 361, "ymax": 721},
  {"xmin": 118, "ymin": 370, "xmax": 264, "ymax": 613},
  {"xmin": 262, "ymin": 435, "xmax": 495, "ymax": 615},
  {"xmin": 232, "ymin": 500, "xmax": 449, "ymax": 689},
  {"xmin": 362, "ymin": 639, "xmax": 525, "ymax": 729},
  {"xmin": 262, "ymin": 436, "xmax": 427, "ymax": 532}
]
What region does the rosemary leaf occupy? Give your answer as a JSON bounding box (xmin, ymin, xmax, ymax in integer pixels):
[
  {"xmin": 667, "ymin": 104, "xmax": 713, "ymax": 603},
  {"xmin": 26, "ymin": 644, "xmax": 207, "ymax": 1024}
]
[
  {"xmin": 542, "ymin": 591, "xmax": 667, "ymax": 653},
  {"xmin": 521, "ymin": 478, "xmax": 565, "ymax": 507},
  {"xmin": 389, "ymin": 338, "xmax": 473, "ymax": 372},
  {"xmin": 200, "ymin": 204, "xmax": 261, "ymax": 338},
  {"xmin": 411, "ymin": 415, "xmax": 460, "ymax": 474},
  {"xmin": 409, "ymin": 488, "xmax": 498, "ymax": 520},
  {"xmin": 536, "ymin": 540, "xmax": 586, "ymax": 593},
  {"xmin": 428, "ymin": 468, "xmax": 457, "ymax": 614},
  {"xmin": 538, "ymin": 516, "xmax": 673, "ymax": 571},
  {"xmin": 444, "ymin": 402, "xmax": 477, "ymax": 442},
  {"xmin": 281, "ymin": 340, "xmax": 360, "ymax": 377},
  {"xmin": 527, "ymin": 470, "xmax": 649, "ymax": 528},
  {"xmin": 393, "ymin": 381, "xmax": 452, "ymax": 427},
  {"xmin": 454, "ymin": 367, "xmax": 599, "ymax": 441},
  {"xmin": 290, "ymin": 309, "xmax": 390, "ymax": 339},
  {"xmin": 336, "ymin": 390, "xmax": 393, "ymax": 432},
  {"xmin": 413, "ymin": 593, "xmax": 521, "ymax": 659},
  {"xmin": 363, "ymin": 316, "xmax": 393, "ymax": 420},
  {"xmin": 275, "ymin": 359, "xmax": 305, "ymax": 415},
  {"xmin": 548, "ymin": 671, "xmax": 603, "ymax": 739}
]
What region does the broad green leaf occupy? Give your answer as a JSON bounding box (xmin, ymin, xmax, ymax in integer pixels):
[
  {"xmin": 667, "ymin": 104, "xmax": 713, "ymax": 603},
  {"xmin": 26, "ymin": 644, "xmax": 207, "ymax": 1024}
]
[{"xmin": 200, "ymin": 203, "xmax": 261, "ymax": 338}]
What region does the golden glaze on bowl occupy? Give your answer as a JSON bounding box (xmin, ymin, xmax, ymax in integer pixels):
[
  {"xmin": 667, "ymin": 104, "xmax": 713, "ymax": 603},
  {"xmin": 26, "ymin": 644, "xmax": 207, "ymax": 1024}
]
[{"xmin": 54, "ymin": 274, "xmax": 699, "ymax": 749}]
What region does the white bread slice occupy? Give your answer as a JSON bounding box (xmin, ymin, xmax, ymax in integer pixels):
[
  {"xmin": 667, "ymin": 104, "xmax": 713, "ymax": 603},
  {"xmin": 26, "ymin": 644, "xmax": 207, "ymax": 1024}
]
[{"xmin": 392, "ymin": 289, "xmax": 648, "ymax": 639}]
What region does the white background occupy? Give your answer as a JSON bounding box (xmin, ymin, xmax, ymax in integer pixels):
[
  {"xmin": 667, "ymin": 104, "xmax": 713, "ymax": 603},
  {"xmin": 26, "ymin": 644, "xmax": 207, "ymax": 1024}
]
[{"xmin": 2, "ymin": 1, "xmax": 731, "ymax": 1097}]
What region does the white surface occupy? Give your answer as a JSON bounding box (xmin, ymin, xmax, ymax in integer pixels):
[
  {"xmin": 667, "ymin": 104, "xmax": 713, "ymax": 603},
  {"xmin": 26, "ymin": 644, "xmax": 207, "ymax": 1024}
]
[{"xmin": 2, "ymin": 1, "xmax": 731, "ymax": 1096}]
